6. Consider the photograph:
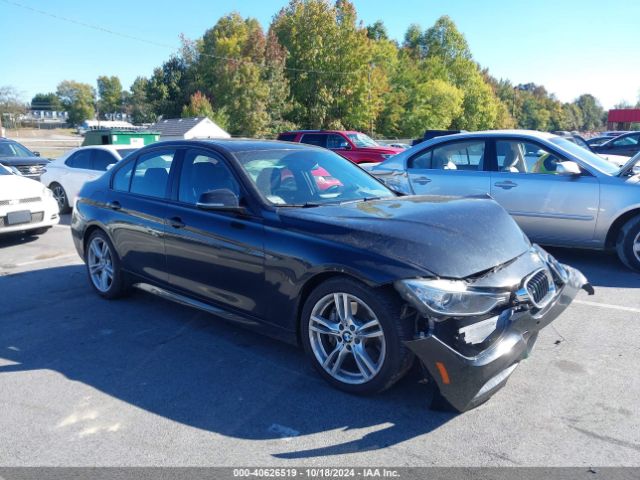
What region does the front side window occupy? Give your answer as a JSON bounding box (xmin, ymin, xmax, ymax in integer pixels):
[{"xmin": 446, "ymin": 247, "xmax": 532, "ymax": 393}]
[
  {"xmin": 236, "ymin": 148, "xmax": 393, "ymax": 206},
  {"xmin": 612, "ymin": 134, "xmax": 639, "ymax": 147},
  {"xmin": 129, "ymin": 150, "xmax": 175, "ymax": 198},
  {"xmin": 411, "ymin": 141, "xmax": 485, "ymax": 171},
  {"xmin": 497, "ymin": 141, "xmax": 563, "ymax": 174},
  {"xmin": 178, "ymin": 150, "xmax": 240, "ymax": 204},
  {"xmin": 326, "ymin": 134, "xmax": 350, "ymax": 149}
]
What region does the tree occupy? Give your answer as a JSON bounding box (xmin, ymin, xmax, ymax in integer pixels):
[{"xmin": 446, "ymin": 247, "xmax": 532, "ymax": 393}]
[
  {"xmin": 195, "ymin": 13, "xmax": 274, "ymax": 135},
  {"xmin": 31, "ymin": 92, "xmax": 62, "ymax": 111},
  {"xmin": 55, "ymin": 80, "xmax": 96, "ymax": 125},
  {"xmin": 366, "ymin": 20, "xmax": 388, "ymax": 41},
  {"xmin": 97, "ymin": 75, "xmax": 123, "ymax": 117},
  {"xmin": 146, "ymin": 56, "xmax": 190, "ymax": 119},
  {"xmin": 422, "ymin": 15, "xmax": 472, "ymax": 65},
  {"xmin": 574, "ymin": 94, "xmax": 604, "ymax": 130},
  {"xmin": 182, "ymin": 91, "xmax": 214, "ymax": 119},
  {"xmin": 127, "ymin": 77, "xmax": 156, "ymax": 124},
  {"xmin": 272, "ymin": 0, "xmax": 372, "ymax": 130}
]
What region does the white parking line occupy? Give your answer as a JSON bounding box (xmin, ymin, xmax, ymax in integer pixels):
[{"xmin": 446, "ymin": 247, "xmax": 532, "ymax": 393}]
[
  {"xmin": 1, "ymin": 253, "xmax": 80, "ymax": 269},
  {"xmin": 574, "ymin": 299, "xmax": 640, "ymax": 314}
]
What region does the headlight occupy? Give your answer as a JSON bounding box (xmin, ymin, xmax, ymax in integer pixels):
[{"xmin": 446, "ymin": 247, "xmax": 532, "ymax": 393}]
[{"xmin": 394, "ymin": 278, "xmax": 510, "ymax": 317}]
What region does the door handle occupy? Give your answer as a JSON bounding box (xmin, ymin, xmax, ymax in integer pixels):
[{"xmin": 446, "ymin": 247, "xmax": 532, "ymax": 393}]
[
  {"xmin": 414, "ymin": 176, "xmax": 432, "ymax": 185},
  {"xmin": 494, "ymin": 181, "xmax": 518, "ymax": 190},
  {"xmin": 167, "ymin": 216, "xmax": 185, "ymax": 229},
  {"xmin": 106, "ymin": 201, "xmax": 121, "ymax": 210}
]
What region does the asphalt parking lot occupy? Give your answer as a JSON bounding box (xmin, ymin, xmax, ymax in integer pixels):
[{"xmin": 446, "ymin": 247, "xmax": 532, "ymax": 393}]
[{"xmin": 0, "ymin": 216, "xmax": 639, "ymax": 466}]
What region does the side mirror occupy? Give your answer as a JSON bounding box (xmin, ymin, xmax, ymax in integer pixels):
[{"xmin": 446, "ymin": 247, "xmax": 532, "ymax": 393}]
[
  {"xmin": 556, "ymin": 161, "xmax": 581, "ymax": 176},
  {"xmin": 33, "ymin": 151, "xmax": 41, "ymax": 157},
  {"xmin": 196, "ymin": 189, "xmax": 243, "ymax": 212},
  {"xmin": 341, "ymin": 143, "xmax": 352, "ymax": 150}
]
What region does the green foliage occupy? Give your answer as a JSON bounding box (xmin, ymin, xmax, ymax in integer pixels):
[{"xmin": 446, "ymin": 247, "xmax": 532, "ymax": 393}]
[
  {"xmin": 127, "ymin": 77, "xmax": 156, "ymax": 124},
  {"xmin": 37, "ymin": 6, "xmax": 612, "ymax": 137},
  {"xmin": 56, "ymin": 80, "xmax": 96, "ymax": 125},
  {"xmin": 97, "ymin": 75, "xmax": 123, "ymax": 117},
  {"xmin": 575, "ymin": 94, "xmax": 604, "ymax": 131},
  {"xmin": 31, "ymin": 92, "xmax": 62, "ymax": 111},
  {"xmin": 272, "ymin": 0, "xmax": 372, "ymax": 131}
]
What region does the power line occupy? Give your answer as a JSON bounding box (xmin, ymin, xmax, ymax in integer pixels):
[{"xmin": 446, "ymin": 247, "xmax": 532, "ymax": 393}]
[{"xmin": 2, "ymin": 0, "xmax": 367, "ymax": 76}]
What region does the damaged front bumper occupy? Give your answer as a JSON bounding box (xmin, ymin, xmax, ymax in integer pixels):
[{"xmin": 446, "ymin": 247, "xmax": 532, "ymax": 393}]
[{"xmin": 402, "ymin": 253, "xmax": 591, "ymax": 412}]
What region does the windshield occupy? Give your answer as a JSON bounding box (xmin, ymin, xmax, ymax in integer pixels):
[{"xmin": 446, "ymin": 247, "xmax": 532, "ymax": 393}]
[
  {"xmin": 550, "ymin": 137, "xmax": 620, "ymax": 175},
  {"xmin": 0, "ymin": 141, "xmax": 34, "ymax": 158},
  {"xmin": 235, "ymin": 148, "xmax": 394, "ymax": 206},
  {"xmin": 347, "ymin": 133, "xmax": 379, "ymax": 148}
]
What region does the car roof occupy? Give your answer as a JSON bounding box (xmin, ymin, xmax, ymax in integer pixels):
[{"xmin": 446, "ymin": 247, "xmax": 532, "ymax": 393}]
[
  {"xmin": 145, "ymin": 138, "xmax": 325, "ymax": 154},
  {"xmin": 281, "ymin": 130, "xmax": 361, "ymax": 135}
]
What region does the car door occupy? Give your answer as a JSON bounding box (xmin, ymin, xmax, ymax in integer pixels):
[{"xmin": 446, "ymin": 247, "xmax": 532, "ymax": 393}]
[
  {"xmin": 107, "ymin": 147, "xmax": 177, "ymax": 285},
  {"xmin": 61, "ymin": 150, "xmax": 96, "ymax": 201},
  {"xmin": 405, "ymin": 139, "xmax": 491, "ymax": 196},
  {"xmin": 164, "ymin": 148, "xmax": 265, "ymax": 317},
  {"xmin": 489, "ymin": 139, "xmax": 599, "ymax": 245}
]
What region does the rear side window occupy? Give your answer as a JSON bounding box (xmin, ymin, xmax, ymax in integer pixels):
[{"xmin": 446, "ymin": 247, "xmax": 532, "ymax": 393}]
[
  {"xmin": 129, "ymin": 150, "xmax": 175, "ymax": 198},
  {"xmin": 93, "ymin": 150, "xmax": 118, "ymax": 171},
  {"xmin": 112, "ymin": 160, "xmax": 134, "ymax": 191},
  {"xmin": 300, "ymin": 134, "xmax": 328, "ymax": 148},
  {"xmin": 66, "ymin": 150, "xmax": 93, "ymax": 169},
  {"xmin": 277, "ymin": 133, "xmax": 296, "ymax": 142}
]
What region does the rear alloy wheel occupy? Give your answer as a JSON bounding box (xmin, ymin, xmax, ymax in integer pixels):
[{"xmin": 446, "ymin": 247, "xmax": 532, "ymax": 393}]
[
  {"xmin": 50, "ymin": 182, "xmax": 70, "ymax": 213},
  {"xmin": 85, "ymin": 230, "xmax": 126, "ymax": 299},
  {"xmin": 616, "ymin": 215, "xmax": 640, "ymax": 272},
  {"xmin": 301, "ymin": 278, "xmax": 414, "ymax": 394}
]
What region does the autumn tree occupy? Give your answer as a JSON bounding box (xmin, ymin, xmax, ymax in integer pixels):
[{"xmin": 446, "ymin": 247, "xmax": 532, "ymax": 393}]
[
  {"xmin": 56, "ymin": 80, "xmax": 96, "ymax": 125},
  {"xmin": 97, "ymin": 75, "xmax": 123, "ymax": 117}
]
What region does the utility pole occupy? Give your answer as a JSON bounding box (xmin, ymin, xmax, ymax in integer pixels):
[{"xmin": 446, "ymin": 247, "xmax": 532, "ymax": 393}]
[{"xmin": 368, "ymin": 62, "xmax": 374, "ymax": 137}]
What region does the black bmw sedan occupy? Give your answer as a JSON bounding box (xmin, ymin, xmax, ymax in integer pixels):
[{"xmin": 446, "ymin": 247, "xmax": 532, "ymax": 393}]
[{"xmin": 71, "ymin": 139, "xmax": 592, "ymax": 412}]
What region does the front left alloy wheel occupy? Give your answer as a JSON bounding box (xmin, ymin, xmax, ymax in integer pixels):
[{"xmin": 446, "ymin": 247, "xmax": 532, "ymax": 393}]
[
  {"xmin": 85, "ymin": 230, "xmax": 126, "ymax": 299},
  {"xmin": 301, "ymin": 277, "xmax": 414, "ymax": 394}
]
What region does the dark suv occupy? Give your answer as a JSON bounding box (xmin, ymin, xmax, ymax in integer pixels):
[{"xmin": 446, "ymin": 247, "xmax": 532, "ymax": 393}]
[
  {"xmin": 277, "ymin": 130, "xmax": 403, "ymax": 164},
  {"xmin": 0, "ymin": 138, "xmax": 49, "ymax": 179}
]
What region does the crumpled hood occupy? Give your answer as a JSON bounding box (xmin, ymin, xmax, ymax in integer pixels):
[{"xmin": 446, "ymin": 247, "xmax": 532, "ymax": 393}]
[{"xmin": 279, "ymin": 195, "xmax": 531, "ymax": 279}]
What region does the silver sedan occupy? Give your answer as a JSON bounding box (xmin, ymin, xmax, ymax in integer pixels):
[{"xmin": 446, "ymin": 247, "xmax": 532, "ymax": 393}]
[{"xmin": 370, "ymin": 130, "xmax": 640, "ymax": 271}]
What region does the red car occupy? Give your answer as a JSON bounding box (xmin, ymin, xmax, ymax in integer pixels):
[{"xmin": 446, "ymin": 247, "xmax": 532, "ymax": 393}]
[{"xmin": 277, "ymin": 130, "xmax": 403, "ymax": 164}]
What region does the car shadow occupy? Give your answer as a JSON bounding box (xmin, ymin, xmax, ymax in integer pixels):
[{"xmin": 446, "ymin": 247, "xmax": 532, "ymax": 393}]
[
  {"xmin": 0, "ymin": 265, "xmax": 455, "ymax": 459},
  {"xmin": 545, "ymin": 246, "xmax": 639, "ymax": 288},
  {"xmin": 0, "ymin": 232, "xmax": 41, "ymax": 248}
]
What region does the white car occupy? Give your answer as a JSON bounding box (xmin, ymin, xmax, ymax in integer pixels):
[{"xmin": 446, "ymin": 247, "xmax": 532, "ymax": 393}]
[
  {"xmin": 0, "ymin": 164, "xmax": 59, "ymax": 235},
  {"xmin": 41, "ymin": 145, "xmax": 138, "ymax": 213}
]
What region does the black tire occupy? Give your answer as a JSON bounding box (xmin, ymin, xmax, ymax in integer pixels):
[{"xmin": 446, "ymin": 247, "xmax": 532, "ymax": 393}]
[
  {"xmin": 50, "ymin": 182, "xmax": 70, "ymax": 214},
  {"xmin": 616, "ymin": 215, "xmax": 640, "ymax": 272},
  {"xmin": 85, "ymin": 229, "xmax": 127, "ymax": 299},
  {"xmin": 300, "ymin": 277, "xmax": 415, "ymax": 395}
]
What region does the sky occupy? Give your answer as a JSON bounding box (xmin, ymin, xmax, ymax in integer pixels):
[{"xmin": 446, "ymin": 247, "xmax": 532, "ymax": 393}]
[{"xmin": 1, "ymin": 0, "xmax": 638, "ymax": 109}]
